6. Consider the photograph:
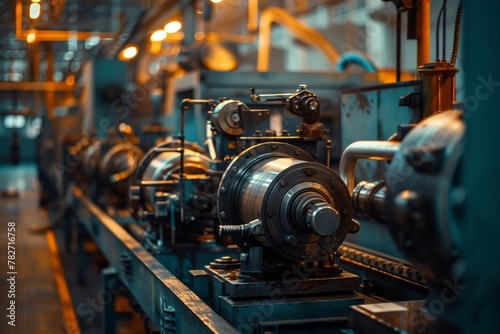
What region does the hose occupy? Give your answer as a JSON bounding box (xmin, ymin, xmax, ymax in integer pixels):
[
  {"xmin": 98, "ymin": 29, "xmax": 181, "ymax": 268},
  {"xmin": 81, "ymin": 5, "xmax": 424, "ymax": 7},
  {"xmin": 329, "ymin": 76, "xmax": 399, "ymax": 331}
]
[
  {"xmin": 450, "ymin": 1, "xmax": 464, "ymax": 67},
  {"xmin": 257, "ymin": 7, "xmax": 340, "ymax": 72},
  {"xmin": 436, "ymin": 0, "xmax": 449, "ymax": 60},
  {"xmin": 334, "ymin": 51, "xmax": 377, "ymax": 73}
]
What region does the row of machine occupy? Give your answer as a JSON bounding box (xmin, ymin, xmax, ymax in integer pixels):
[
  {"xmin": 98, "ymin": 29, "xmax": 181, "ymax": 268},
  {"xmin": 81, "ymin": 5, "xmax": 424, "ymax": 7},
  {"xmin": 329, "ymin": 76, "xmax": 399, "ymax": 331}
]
[
  {"xmin": 59, "ymin": 57, "xmax": 464, "ymax": 333},
  {"xmin": 34, "ymin": 0, "xmax": 484, "ymax": 333}
]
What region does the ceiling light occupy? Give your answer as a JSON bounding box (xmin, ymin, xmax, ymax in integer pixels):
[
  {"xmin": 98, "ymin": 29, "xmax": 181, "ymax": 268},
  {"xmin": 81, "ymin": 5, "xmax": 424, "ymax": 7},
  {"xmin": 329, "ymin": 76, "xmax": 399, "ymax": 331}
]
[
  {"xmin": 29, "ymin": 3, "xmax": 41, "ymax": 19},
  {"xmin": 85, "ymin": 36, "xmax": 101, "ymax": 49},
  {"xmin": 64, "ymin": 51, "xmax": 75, "ymax": 61},
  {"xmin": 150, "ymin": 30, "xmax": 167, "ymax": 42},
  {"xmin": 66, "ymin": 75, "xmax": 75, "ymax": 86},
  {"xmin": 26, "ymin": 32, "xmax": 36, "ymax": 43},
  {"xmin": 164, "ymin": 21, "xmax": 182, "ymax": 34},
  {"xmin": 120, "ymin": 45, "xmax": 138, "ymax": 60},
  {"xmin": 211, "ymin": 0, "xmax": 223, "ymax": 3}
]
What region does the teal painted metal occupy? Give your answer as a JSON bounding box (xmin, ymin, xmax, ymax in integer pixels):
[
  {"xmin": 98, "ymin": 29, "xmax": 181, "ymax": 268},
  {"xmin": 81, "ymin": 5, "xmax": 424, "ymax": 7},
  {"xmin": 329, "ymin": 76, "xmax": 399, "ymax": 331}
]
[
  {"xmin": 74, "ymin": 188, "xmax": 238, "ymax": 334},
  {"xmin": 92, "ymin": 58, "xmax": 128, "ymax": 137},
  {"xmin": 457, "ymin": 0, "xmax": 500, "ymax": 333},
  {"xmin": 219, "ymin": 294, "xmax": 363, "ymax": 333}
]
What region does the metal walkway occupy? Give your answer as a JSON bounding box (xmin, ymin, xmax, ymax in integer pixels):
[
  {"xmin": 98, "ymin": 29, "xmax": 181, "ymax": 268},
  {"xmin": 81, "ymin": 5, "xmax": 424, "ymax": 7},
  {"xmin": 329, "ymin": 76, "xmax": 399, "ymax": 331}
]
[{"xmin": 0, "ymin": 163, "xmax": 79, "ymax": 334}]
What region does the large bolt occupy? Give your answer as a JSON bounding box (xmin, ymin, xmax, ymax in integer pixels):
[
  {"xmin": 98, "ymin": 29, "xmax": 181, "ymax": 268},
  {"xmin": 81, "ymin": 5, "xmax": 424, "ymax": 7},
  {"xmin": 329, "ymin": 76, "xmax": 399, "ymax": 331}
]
[
  {"xmin": 219, "ymin": 219, "xmax": 262, "ymax": 236},
  {"xmin": 308, "ymin": 100, "xmax": 319, "ymax": 111},
  {"xmin": 285, "ymin": 235, "xmax": 297, "ymax": 246},
  {"xmin": 231, "ymin": 112, "xmax": 241, "ymax": 123},
  {"xmin": 306, "ymin": 202, "xmax": 339, "ymax": 236}
]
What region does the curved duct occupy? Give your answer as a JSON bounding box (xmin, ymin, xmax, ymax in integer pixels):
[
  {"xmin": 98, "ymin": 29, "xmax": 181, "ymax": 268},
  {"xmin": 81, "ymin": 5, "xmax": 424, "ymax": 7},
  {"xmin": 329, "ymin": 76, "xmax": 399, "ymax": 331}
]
[{"xmin": 257, "ymin": 7, "xmax": 340, "ymax": 72}]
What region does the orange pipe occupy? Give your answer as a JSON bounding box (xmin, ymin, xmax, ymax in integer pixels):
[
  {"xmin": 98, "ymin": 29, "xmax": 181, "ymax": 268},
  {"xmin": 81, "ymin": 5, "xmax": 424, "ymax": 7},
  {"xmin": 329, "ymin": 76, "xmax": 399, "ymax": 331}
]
[{"xmin": 417, "ymin": 0, "xmax": 431, "ymax": 66}]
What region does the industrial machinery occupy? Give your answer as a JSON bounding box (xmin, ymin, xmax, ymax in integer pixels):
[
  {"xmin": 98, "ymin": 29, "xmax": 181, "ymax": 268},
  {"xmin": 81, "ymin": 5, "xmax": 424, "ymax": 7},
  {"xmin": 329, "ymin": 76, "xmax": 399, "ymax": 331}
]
[
  {"xmin": 58, "ymin": 0, "xmax": 477, "ymax": 332},
  {"xmin": 70, "ymin": 85, "xmax": 372, "ymax": 333},
  {"xmin": 1, "ymin": 0, "xmax": 497, "ymax": 332},
  {"xmin": 69, "ymin": 123, "xmax": 145, "ymax": 208},
  {"xmin": 341, "ymin": 109, "xmax": 464, "ymax": 333}
]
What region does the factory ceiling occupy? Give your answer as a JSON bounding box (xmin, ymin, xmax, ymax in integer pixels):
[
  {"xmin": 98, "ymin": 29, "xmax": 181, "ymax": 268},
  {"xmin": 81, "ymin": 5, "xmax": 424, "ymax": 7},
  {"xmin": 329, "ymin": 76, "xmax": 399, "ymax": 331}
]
[
  {"xmin": 0, "ymin": 0, "xmax": 147, "ymax": 82},
  {"xmin": 0, "ymin": 0, "xmax": 336, "ymax": 84}
]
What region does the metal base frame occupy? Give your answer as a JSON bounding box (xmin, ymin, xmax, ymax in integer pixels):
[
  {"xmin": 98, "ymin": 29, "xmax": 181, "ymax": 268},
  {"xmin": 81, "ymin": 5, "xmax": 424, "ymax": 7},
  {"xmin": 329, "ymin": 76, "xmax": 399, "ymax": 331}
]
[{"xmin": 73, "ymin": 187, "xmax": 238, "ymax": 334}]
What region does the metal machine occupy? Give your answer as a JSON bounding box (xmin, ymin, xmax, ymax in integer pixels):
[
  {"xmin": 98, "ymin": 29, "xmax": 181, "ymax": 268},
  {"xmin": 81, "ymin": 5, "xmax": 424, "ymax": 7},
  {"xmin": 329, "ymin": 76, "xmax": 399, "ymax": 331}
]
[
  {"xmin": 63, "ymin": 1, "xmax": 480, "ymax": 332},
  {"xmin": 342, "ymin": 109, "xmax": 464, "ymax": 333},
  {"xmin": 70, "ymin": 85, "xmax": 373, "ymax": 333},
  {"xmin": 69, "ymin": 123, "xmax": 145, "ymax": 209}
]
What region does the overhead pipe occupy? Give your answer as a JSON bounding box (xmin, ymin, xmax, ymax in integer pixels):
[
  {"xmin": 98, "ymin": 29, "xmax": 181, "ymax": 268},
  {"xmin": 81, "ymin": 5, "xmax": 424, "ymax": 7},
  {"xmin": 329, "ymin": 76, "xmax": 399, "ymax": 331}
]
[
  {"xmin": 257, "ymin": 7, "xmax": 340, "ymax": 72},
  {"xmin": 200, "ymin": 0, "xmax": 259, "ymax": 44},
  {"xmin": 417, "ymin": 0, "xmax": 431, "ymax": 66},
  {"xmin": 15, "ymin": 0, "xmax": 115, "ymax": 42}
]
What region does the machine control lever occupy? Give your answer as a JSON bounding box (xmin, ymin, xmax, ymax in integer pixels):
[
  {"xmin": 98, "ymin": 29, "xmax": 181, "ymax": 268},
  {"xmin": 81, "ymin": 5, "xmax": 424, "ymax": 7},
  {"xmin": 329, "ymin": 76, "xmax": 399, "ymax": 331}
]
[{"xmin": 250, "ymin": 85, "xmax": 324, "ymax": 137}]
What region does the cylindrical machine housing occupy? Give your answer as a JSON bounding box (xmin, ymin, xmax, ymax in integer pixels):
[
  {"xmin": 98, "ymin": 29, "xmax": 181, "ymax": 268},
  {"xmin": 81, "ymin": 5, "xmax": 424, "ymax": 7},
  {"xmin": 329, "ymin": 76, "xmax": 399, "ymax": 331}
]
[
  {"xmin": 218, "ymin": 142, "xmax": 356, "ymax": 263},
  {"xmin": 352, "ymin": 180, "xmax": 387, "ymax": 222},
  {"xmin": 385, "ymin": 110, "xmax": 464, "ymax": 282},
  {"xmin": 100, "ymin": 142, "xmax": 144, "ymax": 197},
  {"xmin": 139, "ymin": 146, "xmax": 211, "ymax": 212}
]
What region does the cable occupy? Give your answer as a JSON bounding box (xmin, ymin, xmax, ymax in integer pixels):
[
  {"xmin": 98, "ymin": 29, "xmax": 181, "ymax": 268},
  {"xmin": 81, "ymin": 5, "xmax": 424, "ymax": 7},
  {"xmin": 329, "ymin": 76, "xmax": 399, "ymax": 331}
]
[
  {"xmin": 396, "ymin": 11, "xmax": 401, "ymax": 82},
  {"xmin": 450, "ymin": 0, "xmax": 464, "ymax": 67},
  {"xmin": 436, "ymin": 0, "xmax": 449, "ymax": 60},
  {"xmin": 442, "ymin": 0, "xmax": 447, "ymax": 60}
]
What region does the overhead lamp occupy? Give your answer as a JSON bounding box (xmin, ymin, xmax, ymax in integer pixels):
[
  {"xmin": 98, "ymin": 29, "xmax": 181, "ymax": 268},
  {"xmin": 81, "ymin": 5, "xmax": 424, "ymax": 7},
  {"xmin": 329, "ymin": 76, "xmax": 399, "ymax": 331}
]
[
  {"xmin": 85, "ymin": 36, "xmax": 101, "ymax": 49},
  {"xmin": 29, "ymin": 3, "xmax": 41, "ymax": 19},
  {"xmin": 211, "ymin": 0, "xmax": 223, "ymax": 3},
  {"xmin": 26, "ymin": 31, "xmax": 36, "ymax": 43},
  {"xmin": 119, "ymin": 45, "xmax": 138, "ymax": 60},
  {"xmin": 164, "ymin": 21, "xmax": 182, "ymax": 34},
  {"xmin": 4, "ymin": 115, "xmax": 26, "ymax": 129},
  {"xmin": 31, "ymin": 0, "xmax": 41, "ymax": 2},
  {"xmin": 151, "ymin": 30, "xmax": 167, "ymax": 42},
  {"xmin": 66, "ymin": 75, "xmax": 75, "ymax": 86}
]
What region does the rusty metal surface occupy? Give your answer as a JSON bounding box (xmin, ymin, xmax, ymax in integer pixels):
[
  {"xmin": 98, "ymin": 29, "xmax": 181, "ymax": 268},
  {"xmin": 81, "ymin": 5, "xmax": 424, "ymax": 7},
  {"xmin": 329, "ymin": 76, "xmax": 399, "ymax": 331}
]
[{"xmin": 206, "ymin": 265, "xmax": 360, "ymax": 299}]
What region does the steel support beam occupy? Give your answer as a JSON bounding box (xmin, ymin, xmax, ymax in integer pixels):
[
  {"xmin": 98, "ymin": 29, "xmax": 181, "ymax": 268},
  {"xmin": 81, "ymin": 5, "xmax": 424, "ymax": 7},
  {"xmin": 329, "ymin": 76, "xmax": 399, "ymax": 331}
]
[{"xmin": 73, "ymin": 187, "xmax": 237, "ymax": 334}]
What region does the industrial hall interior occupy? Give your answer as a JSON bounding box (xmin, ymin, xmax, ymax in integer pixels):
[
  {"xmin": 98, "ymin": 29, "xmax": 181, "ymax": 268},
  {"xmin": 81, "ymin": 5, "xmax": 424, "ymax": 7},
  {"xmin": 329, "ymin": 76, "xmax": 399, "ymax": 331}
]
[{"xmin": 0, "ymin": 0, "xmax": 498, "ymax": 333}]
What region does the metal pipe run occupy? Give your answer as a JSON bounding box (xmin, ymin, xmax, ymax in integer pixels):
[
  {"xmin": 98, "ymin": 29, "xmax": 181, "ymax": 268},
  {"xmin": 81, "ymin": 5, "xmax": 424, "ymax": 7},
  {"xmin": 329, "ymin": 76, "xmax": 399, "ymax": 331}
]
[{"xmin": 339, "ymin": 141, "xmax": 400, "ymax": 194}]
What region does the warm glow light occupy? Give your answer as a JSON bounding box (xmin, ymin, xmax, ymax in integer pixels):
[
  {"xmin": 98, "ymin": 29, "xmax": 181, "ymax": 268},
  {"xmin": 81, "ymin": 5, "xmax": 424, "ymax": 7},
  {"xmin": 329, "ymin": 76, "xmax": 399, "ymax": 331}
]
[
  {"xmin": 31, "ymin": 0, "xmax": 41, "ymax": 3},
  {"xmin": 26, "ymin": 32, "xmax": 36, "ymax": 43},
  {"xmin": 29, "ymin": 3, "xmax": 41, "ymax": 19},
  {"xmin": 150, "ymin": 30, "xmax": 167, "ymax": 42},
  {"xmin": 211, "ymin": 0, "xmax": 223, "ymax": 3},
  {"xmin": 164, "ymin": 21, "xmax": 182, "ymax": 34},
  {"xmin": 66, "ymin": 75, "xmax": 75, "ymax": 85},
  {"xmin": 194, "ymin": 32, "xmax": 205, "ymax": 41},
  {"xmin": 121, "ymin": 45, "xmax": 138, "ymax": 60}
]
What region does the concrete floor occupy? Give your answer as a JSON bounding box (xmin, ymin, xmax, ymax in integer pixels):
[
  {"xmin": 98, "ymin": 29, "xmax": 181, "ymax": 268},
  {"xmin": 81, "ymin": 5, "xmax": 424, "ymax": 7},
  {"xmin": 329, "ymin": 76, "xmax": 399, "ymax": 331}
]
[
  {"xmin": 0, "ymin": 163, "xmax": 68, "ymax": 333},
  {"xmin": 0, "ymin": 163, "xmax": 144, "ymax": 334}
]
